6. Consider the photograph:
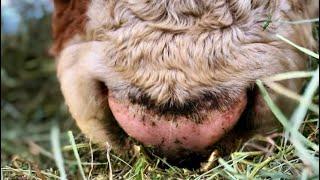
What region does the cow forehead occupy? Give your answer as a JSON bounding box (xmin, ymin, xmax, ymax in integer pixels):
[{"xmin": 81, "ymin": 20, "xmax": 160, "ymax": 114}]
[
  {"xmin": 51, "ymin": 0, "xmax": 303, "ymax": 56},
  {"xmin": 52, "ymin": 0, "xmax": 308, "ymax": 77}
]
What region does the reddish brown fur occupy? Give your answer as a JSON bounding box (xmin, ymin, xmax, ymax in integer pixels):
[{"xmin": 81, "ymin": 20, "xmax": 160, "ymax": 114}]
[{"xmin": 51, "ymin": 0, "xmax": 89, "ymax": 56}]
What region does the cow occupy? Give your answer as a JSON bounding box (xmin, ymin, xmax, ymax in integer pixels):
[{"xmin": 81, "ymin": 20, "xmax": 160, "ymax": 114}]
[{"xmin": 51, "ymin": 0, "xmax": 318, "ymax": 166}]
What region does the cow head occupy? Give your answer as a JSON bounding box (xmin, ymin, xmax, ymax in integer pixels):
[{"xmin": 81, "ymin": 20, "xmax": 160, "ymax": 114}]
[{"xmin": 51, "ymin": 0, "xmax": 318, "ymax": 164}]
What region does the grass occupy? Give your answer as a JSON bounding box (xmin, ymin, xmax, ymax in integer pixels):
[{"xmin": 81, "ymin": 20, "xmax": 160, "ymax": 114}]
[
  {"xmin": 67, "ymin": 131, "xmax": 87, "ymax": 180},
  {"xmin": 51, "ymin": 126, "xmax": 67, "ymax": 180},
  {"xmin": 1, "ymin": 3, "xmax": 319, "ymax": 180}
]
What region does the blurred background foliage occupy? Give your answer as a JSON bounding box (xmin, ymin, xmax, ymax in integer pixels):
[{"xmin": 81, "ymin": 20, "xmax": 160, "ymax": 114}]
[{"xmin": 1, "ymin": 0, "xmax": 77, "ymax": 169}]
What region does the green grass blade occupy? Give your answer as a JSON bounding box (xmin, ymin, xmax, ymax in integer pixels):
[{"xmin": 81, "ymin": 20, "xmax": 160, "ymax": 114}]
[
  {"xmin": 257, "ymin": 80, "xmax": 318, "ymax": 151},
  {"xmin": 291, "ymin": 67, "xmax": 319, "ymax": 131},
  {"xmin": 256, "ymin": 80, "xmax": 290, "ymax": 127},
  {"xmin": 290, "ymin": 136, "xmax": 319, "ymax": 174},
  {"xmin": 276, "ymin": 34, "xmax": 319, "ymax": 59},
  {"xmin": 279, "ymin": 18, "xmax": 319, "ymax": 24},
  {"xmin": 218, "ymin": 158, "xmax": 238, "ymax": 174},
  {"xmin": 264, "ymin": 81, "xmax": 318, "ymax": 114},
  {"xmin": 257, "ymin": 80, "xmax": 319, "ymax": 175},
  {"xmin": 1, "ymin": 167, "xmax": 3, "ymax": 180},
  {"xmin": 264, "ymin": 71, "xmax": 314, "ymax": 82},
  {"xmin": 50, "ymin": 126, "xmax": 67, "ymax": 180},
  {"xmin": 68, "ymin": 131, "xmax": 87, "ymax": 180}
]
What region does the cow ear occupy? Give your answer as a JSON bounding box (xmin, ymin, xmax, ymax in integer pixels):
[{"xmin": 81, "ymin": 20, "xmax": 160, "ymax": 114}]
[
  {"xmin": 53, "ymin": 0, "xmax": 70, "ymax": 10},
  {"xmin": 50, "ymin": 0, "xmax": 69, "ymax": 57}
]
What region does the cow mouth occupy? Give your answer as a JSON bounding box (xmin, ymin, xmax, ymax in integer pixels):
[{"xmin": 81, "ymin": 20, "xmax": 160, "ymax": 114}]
[{"xmin": 107, "ymin": 90, "xmax": 248, "ymax": 162}]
